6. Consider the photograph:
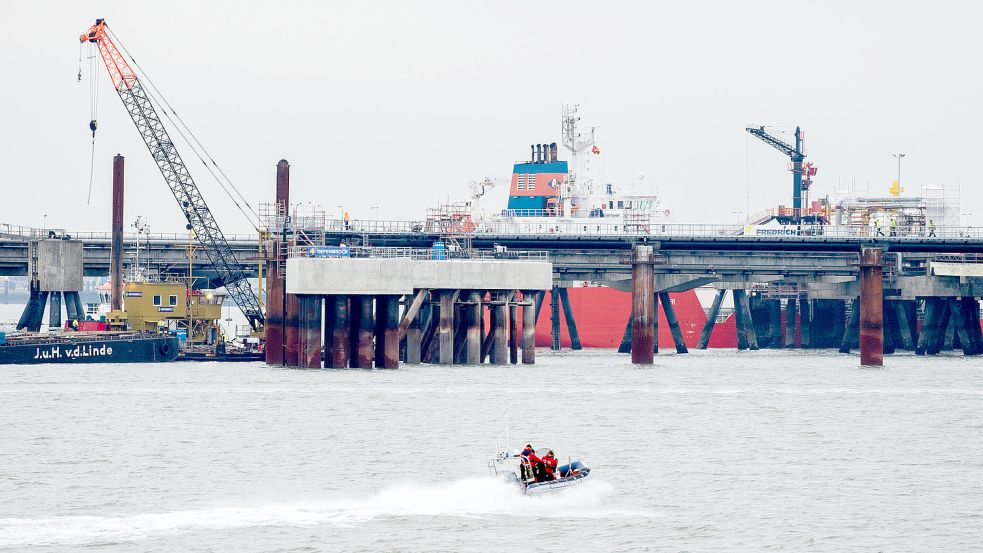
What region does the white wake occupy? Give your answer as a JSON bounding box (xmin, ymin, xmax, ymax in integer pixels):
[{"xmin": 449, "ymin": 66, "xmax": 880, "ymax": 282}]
[{"xmin": 1, "ymin": 477, "xmax": 647, "ymax": 547}]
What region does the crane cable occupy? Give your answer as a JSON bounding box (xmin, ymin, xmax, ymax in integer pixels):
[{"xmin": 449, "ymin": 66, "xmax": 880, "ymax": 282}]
[
  {"xmin": 106, "ymin": 27, "xmax": 261, "ymax": 230},
  {"xmin": 83, "ymin": 42, "xmax": 100, "ymax": 205}
]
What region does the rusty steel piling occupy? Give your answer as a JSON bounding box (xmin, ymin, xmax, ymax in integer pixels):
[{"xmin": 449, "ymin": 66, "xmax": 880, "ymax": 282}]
[
  {"xmin": 859, "ymin": 248, "xmax": 884, "ymax": 366},
  {"xmin": 630, "ymin": 245, "xmax": 655, "ymax": 364}
]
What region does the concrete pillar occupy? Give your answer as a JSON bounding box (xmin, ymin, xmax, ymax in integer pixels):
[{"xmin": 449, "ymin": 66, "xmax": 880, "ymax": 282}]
[
  {"xmin": 522, "ymin": 291, "xmax": 536, "ymax": 364},
  {"xmin": 859, "ymin": 248, "xmax": 884, "ymax": 366},
  {"xmin": 659, "ymin": 291, "xmax": 688, "ymax": 354},
  {"xmin": 466, "ymin": 292, "xmax": 482, "ymax": 365},
  {"xmin": 732, "ymin": 290, "xmax": 748, "ymax": 350},
  {"xmin": 630, "ymin": 245, "xmax": 655, "ymax": 364},
  {"xmin": 438, "ymin": 291, "xmax": 455, "ymax": 364},
  {"xmin": 110, "ymin": 154, "xmax": 125, "ymax": 312},
  {"xmin": 557, "ymin": 288, "xmax": 583, "ymax": 350},
  {"xmin": 509, "ymin": 300, "xmax": 519, "ymax": 364},
  {"xmin": 697, "ymin": 289, "xmax": 726, "ymax": 349},
  {"xmin": 494, "ymin": 301, "xmax": 509, "ymax": 365},
  {"xmin": 883, "ymin": 300, "xmax": 897, "ymax": 354},
  {"xmin": 297, "ymin": 295, "xmax": 322, "ymax": 368},
  {"xmin": 326, "ymin": 295, "xmax": 350, "ymax": 368},
  {"xmin": 784, "ymin": 297, "xmax": 797, "ymax": 348},
  {"xmin": 352, "ymin": 296, "xmax": 374, "ymax": 368},
  {"xmin": 48, "ymin": 291, "xmax": 62, "ymax": 330}
]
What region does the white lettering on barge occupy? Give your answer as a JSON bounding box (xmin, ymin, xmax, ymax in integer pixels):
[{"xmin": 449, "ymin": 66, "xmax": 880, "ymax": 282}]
[{"xmin": 33, "ymin": 344, "xmax": 115, "ymax": 360}]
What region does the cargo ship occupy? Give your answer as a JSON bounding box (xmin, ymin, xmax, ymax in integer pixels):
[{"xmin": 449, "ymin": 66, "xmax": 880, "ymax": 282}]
[
  {"xmin": 0, "ymin": 331, "xmax": 178, "ymax": 364},
  {"xmin": 464, "ymin": 105, "xmax": 734, "ymax": 349}
]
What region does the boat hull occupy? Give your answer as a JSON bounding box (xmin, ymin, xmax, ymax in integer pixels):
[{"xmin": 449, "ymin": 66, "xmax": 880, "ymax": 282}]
[
  {"xmin": 0, "ymin": 335, "xmax": 179, "ymax": 364},
  {"xmin": 536, "ymin": 286, "xmax": 738, "ymax": 349},
  {"xmin": 525, "ymin": 467, "xmax": 591, "ymax": 494}
]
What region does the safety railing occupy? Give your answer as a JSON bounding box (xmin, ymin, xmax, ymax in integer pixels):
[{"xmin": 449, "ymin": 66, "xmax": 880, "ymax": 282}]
[
  {"xmin": 288, "ymin": 245, "xmax": 548, "ymax": 261},
  {"xmin": 933, "ymin": 253, "xmax": 983, "ymax": 264},
  {"xmin": 8, "ymin": 220, "xmax": 983, "ymax": 242},
  {"xmin": 323, "ymin": 219, "xmax": 983, "ymax": 240}
]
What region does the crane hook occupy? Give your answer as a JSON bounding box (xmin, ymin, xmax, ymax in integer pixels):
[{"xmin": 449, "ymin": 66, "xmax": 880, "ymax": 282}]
[{"xmin": 89, "ymin": 119, "xmax": 97, "ymax": 138}]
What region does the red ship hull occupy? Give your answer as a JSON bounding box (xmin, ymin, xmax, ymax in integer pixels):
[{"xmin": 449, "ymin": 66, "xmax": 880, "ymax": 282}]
[{"xmin": 535, "ymin": 287, "xmax": 737, "ymax": 349}]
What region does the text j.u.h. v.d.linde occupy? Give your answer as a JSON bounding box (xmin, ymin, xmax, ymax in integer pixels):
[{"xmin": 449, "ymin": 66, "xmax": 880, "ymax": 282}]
[{"xmin": 34, "ymin": 344, "xmax": 114, "ymax": 359}]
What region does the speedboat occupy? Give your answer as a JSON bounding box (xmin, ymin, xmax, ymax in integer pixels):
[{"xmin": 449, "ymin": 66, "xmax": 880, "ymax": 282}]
[{"xmin": 488, "ymin": 448, "xmax": 591, "ymax": 495}]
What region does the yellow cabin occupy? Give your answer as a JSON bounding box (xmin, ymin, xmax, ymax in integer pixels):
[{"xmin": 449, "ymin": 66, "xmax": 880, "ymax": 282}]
[{"xmin": 122, "ymin": 281, "xmax": 225, "ymax": 344}]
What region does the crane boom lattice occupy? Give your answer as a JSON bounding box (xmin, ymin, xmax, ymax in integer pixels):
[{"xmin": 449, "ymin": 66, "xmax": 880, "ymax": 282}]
[{"xmin": 81, "ymin": 19, "xmax": 264, "ymax": 329}]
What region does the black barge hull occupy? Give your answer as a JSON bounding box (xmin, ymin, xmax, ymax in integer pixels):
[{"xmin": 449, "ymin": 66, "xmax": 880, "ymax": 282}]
[{"xmin": 0, "ymin": 335, "xmax": 179, "ymax": 364}]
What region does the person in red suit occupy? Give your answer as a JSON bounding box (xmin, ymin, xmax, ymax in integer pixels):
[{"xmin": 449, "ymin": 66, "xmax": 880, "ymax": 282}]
[
  {"xmin": 542, "ymin": 450, "xmax": 558, "ymax": 481},
  {"xmin": 521, "ymin": 444, "xmax": 546, "ymax": 482}
]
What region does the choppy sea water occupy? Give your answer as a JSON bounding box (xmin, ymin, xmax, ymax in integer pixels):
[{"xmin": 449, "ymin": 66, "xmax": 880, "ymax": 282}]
[{"xmin": 1, "ymin": 349, "xmax": 981, "ymax": 552}]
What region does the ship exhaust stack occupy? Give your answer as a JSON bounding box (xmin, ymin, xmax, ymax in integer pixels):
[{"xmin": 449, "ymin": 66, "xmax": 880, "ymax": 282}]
[
  {"xmin": 530, "ymin": 145, "xmax": 536, "ymax": 163},
  {"xmin": 110, "ymin": 154, "xmax": 125, "ymax": 312},
  {"xmin": 550, "ymin": 142, "xmax": 558, "ymax": 163},
  {"xmin": 535, "ymin": 144, "xmax": 542, "ymax": 163}
]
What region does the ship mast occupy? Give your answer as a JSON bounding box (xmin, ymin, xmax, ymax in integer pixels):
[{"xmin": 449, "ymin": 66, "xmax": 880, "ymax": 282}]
[{"xmin": 561, "ymin": 105, "xmax": 597, "ymax": 216}]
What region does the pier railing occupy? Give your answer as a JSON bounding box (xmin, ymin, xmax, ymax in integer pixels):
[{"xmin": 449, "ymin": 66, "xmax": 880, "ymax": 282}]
[
  {"xmin": 288, "ymin": 245, "xmax": 549, "ymax": 261},
  {"xmin": 6, "ymin": 220, "xmax": 982, "ymax": 243}
]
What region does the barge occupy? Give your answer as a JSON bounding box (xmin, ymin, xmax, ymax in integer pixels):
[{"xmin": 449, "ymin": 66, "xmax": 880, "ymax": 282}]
[{"xmin": 0, "ymin": 332, "xmax": 179, "ymax": 364}]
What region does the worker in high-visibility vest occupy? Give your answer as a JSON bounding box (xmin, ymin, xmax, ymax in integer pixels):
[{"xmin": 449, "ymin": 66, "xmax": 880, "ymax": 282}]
[
  {"xmin": 928, "ymin": 219, "xmax": 937, "ymax": 237},
  {"xmin": 874, "ymin": 219, "xmax": 884, "ymax": 237},
  {"xmin": 889, "ymin": 217, "xmax": 897, "ymax": 237},
  {"xmin": 343, "ymin": 210, "xmax": 350, "ymax": 230}
]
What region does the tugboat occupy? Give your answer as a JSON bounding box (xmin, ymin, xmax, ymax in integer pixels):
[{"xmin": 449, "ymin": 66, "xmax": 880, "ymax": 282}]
[{"xmin": 488, "ymin": 448, "xmax": 591, "ymax": 495}]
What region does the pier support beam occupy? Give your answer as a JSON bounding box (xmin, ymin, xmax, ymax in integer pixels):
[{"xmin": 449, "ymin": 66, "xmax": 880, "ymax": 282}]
[
  {"xmin": 466, "ymin": 292, "xmax": 482, "ymax": 365},
  {"xmin": 48, "ymin": 291, "xmax": 62, "ymax": 330},
  {"xmin": 733, "ymin": 289, "xmax": 758, "ymax": 350},
  {"xmin": 522, "ymin": 291, "xmax": 536, "ymax": 364},
  {"xmin": 326, "ymin": 295, "xmax": 350, "ymax": 368},
  {"xmin": 284, "ymin": 293, "xmax": 300, "ymax": 366},
  {"xmin": 63, "ymin": 288, "xmax": 78, "ymax": 323},
  {"xmin": 438, "ymin": 291, "xmax": 455, "ymax": 365},
  {"xmin": 767, "ymin": 299, "xmax": 783, "ymax": 348},
  {"xmin": 351, "ymin": 296, "xmax": 375, "ymax": 368},
  {"xmin": 297, "ymin": 295, "xmax": 322, "ymax": 368},
  {"xmin": 784, "ymin": 298, "xmax": 797, "ymax": 348},
  {"xmin": 895, "ymin": 301, "xmax": 915, "ymax": 351},
  {"xmin": 492, "ymin": 296, "xmax": 508, "ymax": 365},
  {"xmin": 697, "ymin": 289, "xmax": 726, "ymax": 349},
  {"xmin": 798, "ymin": 293, "xmax": 812, "ymax": 348},
  {"xmin": 509, "ymin": 300, "xmax": 519, "ymax": 364},
  {"xmin": 859, "ymin": 247, "xmax": 884, "ymax": 366},
  {"xmin": 110, "ymin": 154, "xmax": 125, "ymax": 312},
  {"xmin": 659, "ymin": 291, "xmax": 688, "ymax": 354},
  {"xmin": 916, "ymin": 298, "xmax": 940, "ymax": 355},
  {"xmin": 839, "ymin": 297, "xmax": 861, "ymax": 353},
  {"xmin": 549, "ymin": 287, "xmax": 561, "ymax": 351},
  {"xmin": 618, "ymin": 316, "xmax": 633, "ymax": 354},
  {"xmin": 630, "ymin": 245, "xmax": 655, "ymax": 364},
  {"xmin": 557, "ymin": 288, "xmax": 583, "ymax": 350}
]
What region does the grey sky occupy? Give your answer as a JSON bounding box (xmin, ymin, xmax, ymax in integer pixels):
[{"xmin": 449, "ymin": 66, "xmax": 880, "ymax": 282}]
[{"xmin": 3, "ymin": 1, "xmax": 981, "ymax": 233}]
